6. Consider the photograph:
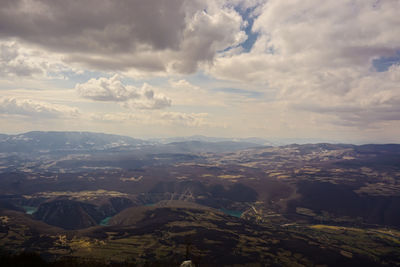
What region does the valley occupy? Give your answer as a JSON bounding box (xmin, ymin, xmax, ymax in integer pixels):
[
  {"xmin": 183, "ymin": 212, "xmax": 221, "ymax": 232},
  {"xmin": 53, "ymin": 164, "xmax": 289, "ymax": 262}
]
[{"xmin": 1, "ymin": 132, "xmax": 400, "ymax": 266}]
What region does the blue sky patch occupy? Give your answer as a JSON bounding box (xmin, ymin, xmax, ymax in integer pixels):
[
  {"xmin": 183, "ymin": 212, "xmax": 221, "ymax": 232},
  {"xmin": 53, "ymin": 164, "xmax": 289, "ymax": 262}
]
[
  {"xmin": 235, "ymin": 6, "xmax": 259, "ymax": 53},
  {"xmin": 373, "ymin": 51, "xmax": 400, "ymax": 72}
]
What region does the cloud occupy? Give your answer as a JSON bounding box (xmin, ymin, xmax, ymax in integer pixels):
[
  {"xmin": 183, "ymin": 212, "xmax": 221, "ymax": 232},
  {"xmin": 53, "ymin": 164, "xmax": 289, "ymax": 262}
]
[
  {"xmin": 209, "ymin": 0, "xmax": 400, "ymax": 127},
  {"xmin": 122, "ymin": 84, "xmax": 172, "ymax": 110},
  {"xmin": 213, "ymin": 87, "xmax": 263, "ymax": 98},
  {"xmin": 212, "ymin": 0, "xmax": 400, "ymax": 81},
  {"xmin": 0, "ymin": 41, "xmax": 43, "ymax": 77},
  {"xmin": 91, "ymin": 111, "xmax": 208, "ymax": 127},
  {"xmin": 168, "ymin": 1, "xmax": 247, "ymax": 73},
  {"xmin": 160, "ymin": 112, "xmax": 209, "ymax": 127},
  {"xmin": 0, "ymin": 97, "xmax": 80, "ymax": 118},
  {"xmin": 76, "ymin": 75, "xmax": 171, "ymax": 109},
  {"xmin": 2, "ymin": 0, "xmax": 399, "ymax": 140},
  {"xmin": 76, "ymin": 75, "xmax": 139, "ymax": 102},
  {"xmin": 0, "ymin": 0, "xmax": 247, "ymax": 75},
  {"xmin": 290, "ymin": 64, "xmax": 400, "ymax": 127},
  {"xmin": 168, "ymin": 79, "xmax": 201, "ymax": 91},
  {"xmin": 0, "ymin": 40, "xmax": 82, "ymax": 78}
]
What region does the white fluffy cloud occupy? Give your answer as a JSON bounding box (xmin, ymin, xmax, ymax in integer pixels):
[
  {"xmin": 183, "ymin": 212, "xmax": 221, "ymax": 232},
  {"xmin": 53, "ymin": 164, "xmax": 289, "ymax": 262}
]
[
  {"xmin": 76, "ymin": 75, "xmax": 171, "ymax": 109},
  {"xmin": 210, "ymin": 0, "xmax": 400, "ymax": 127},
  {"xmin": 0, "ymin": 97, "xmax": 79, "ymax": 118},
  {"xmin": 76, "ymin": 75, "xmax": 139, "ymax": 102}
]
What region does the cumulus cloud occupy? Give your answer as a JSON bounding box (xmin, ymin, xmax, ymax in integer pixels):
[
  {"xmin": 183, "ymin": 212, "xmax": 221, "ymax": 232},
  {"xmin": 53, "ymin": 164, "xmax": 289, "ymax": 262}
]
[
  {"xmin": 76, "ymin": 75, "xmax": 139, "ymax": 102},
  {"xmin": 209, "ymin": 0, "xmax": 400, "ymax": 127},
  {"xmin": 76, "ymin": 75, "xmax": 171, "ymax": 109},
  {"xmin": 168, "ymin": 1, "xmax": 247, "ymax": 73},
  {"xmin": 0, "ymin": 97, "xmax": 80, "ymax": 118},
  {"xmin": 0, "ymin": 0, "xmax": 247, "ymax": 75},
  {"xmin": 122, "ymin": 84, "xmax": 172, "ymax": 110}
]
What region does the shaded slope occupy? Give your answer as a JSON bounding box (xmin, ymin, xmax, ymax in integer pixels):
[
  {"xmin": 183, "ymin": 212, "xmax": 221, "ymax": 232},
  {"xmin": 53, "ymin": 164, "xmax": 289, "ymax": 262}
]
[
  {"xmin": 33, "ymin": 200, "xmax": 103, "ymax": 230},
  {"xmin": 289, "ymin": 181, "xmax": 400, "ymax": 227}
]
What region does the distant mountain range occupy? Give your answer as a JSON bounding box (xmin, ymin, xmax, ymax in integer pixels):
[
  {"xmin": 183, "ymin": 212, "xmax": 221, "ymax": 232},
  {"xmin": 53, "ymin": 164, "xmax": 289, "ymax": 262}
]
[
  {"xmin": 151, "ymin": 135, "xmax": 340, "ymax": 146},
  {"xmin": 150, "ymin": 135, "xmax": 274, "ymax": 145},
  {"xmin": 0, "ymin": 131, "xmax": 266, "ymax": 154},
  {"xmin": 0, "ymin": 131, "xmax": 367, "ymax": 155},
  {"xmin": 0, "ymin": 131, "xmax": 147, "ymax": 153}
]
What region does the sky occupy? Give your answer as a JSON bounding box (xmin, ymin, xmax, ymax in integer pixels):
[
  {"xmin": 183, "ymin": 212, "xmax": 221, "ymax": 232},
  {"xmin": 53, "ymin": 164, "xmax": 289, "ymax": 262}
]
[{"xmin": 0, "ymin": 0, "xmax": 400, "ymax": 143}]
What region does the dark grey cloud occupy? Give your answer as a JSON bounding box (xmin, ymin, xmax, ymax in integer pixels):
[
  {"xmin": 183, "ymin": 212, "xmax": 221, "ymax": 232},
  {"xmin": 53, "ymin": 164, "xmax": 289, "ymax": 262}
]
[
  {"xmin": 0, "ymin": 0, "xmax": 185, "ymax": 52},
  {"xmin": 0, "ymin": 0, "xmax": 246, "ymax": 74}
]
